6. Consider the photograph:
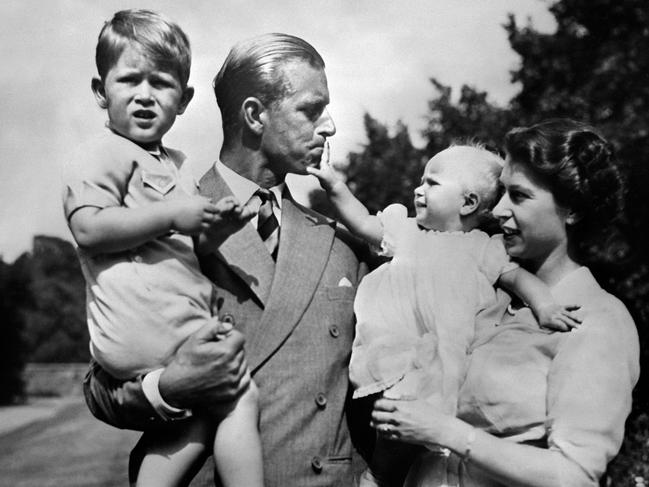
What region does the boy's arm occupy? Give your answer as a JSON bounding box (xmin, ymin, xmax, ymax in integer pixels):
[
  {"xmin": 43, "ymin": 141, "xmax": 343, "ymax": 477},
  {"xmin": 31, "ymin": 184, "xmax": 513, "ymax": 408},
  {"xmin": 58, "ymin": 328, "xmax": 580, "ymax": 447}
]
[
  {"xmin": 68, "ymin": 196, "xmax": 219, "ymax": 255},
  {"xmin": 498, "ymin": 267, "xmax": 581, "ymax": 331},
  {"xmin": 307, "ymin": 147, "xmax": 383, "ymax": 246},
  {"xmin": 194, "ymin": 196, "xmax": 255, "ymax": 255}
]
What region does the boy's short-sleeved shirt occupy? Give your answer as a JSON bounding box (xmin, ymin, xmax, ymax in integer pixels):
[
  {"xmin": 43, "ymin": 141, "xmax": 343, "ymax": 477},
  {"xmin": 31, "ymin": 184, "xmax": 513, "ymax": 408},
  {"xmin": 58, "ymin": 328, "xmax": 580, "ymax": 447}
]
[{"xmin": 62, "ymin": 129, "xmax": 215, "ymax": 379}]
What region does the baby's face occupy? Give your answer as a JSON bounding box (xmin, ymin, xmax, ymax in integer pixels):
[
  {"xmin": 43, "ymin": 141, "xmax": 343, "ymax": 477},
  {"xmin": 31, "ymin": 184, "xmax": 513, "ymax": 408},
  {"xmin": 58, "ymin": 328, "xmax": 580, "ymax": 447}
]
[
  {"xmin": 413, "ymin": 151, "xmax": 467, "ymax": 231},
  {"xmin": 93, "ymin": 45, "xmax": 192, "ymax": 149}
]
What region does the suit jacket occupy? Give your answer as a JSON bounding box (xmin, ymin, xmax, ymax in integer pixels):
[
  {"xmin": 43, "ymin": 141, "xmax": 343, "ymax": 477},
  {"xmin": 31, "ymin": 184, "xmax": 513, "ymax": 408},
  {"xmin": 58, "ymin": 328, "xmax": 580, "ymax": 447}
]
[{"xmin": 84, "ymin": 165, "xmax": 371, "ymax": 486}]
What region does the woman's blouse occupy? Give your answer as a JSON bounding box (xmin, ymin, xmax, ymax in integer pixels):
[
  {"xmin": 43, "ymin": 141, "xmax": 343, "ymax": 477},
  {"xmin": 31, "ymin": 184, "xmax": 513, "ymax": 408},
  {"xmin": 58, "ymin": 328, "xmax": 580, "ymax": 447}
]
[{"xmin": 457, "ymin": 266, "xmax": 639, "ymax": 485}]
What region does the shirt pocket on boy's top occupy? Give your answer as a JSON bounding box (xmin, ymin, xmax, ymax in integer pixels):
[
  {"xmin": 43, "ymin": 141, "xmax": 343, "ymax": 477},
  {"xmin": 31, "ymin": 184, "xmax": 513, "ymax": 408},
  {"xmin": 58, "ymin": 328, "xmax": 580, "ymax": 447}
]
[{"xmin": 141, "ymin": 170, "xmax": 176, "ymax": 196}]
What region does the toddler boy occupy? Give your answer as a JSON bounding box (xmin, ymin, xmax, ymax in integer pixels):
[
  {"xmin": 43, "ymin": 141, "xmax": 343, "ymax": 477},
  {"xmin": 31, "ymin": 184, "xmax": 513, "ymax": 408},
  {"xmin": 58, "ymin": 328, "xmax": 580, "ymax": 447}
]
[{"xmin": 62, "ymin": 9, "xmax": 262, "ymax": 487}]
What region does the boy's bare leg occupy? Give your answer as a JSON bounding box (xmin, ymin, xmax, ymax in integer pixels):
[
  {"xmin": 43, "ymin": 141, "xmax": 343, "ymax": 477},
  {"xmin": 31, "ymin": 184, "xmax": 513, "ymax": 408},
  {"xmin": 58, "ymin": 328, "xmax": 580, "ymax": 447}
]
[
  {"xmin": 213, "ymin": 376, "xmax": 263, "ymax": 487},
  {"xmin": 134, "ymin": 417, "xmax": 214, "ymax": 487}
]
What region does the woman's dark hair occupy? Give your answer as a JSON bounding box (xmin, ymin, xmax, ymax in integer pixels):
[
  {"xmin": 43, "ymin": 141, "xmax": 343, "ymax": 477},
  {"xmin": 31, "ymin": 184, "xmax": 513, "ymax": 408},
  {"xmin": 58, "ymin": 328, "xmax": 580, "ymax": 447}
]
[{"xmin": 504, "ymin": 119, "xmax": 627, "ymax": 263}]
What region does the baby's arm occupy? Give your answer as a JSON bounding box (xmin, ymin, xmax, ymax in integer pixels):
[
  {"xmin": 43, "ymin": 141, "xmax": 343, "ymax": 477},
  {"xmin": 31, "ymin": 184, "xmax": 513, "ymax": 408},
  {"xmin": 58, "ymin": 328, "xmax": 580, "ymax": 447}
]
[
  {"xmin": 498, "ymin": 267, "xmax": 582, "ymax": 331},
  {"xmin": 68, "ymin": 195, "xmax": 220, "ymax": 255},
  {"xmin": 306, "ymin": 143, "xmax": 383, "ymax": 246}
]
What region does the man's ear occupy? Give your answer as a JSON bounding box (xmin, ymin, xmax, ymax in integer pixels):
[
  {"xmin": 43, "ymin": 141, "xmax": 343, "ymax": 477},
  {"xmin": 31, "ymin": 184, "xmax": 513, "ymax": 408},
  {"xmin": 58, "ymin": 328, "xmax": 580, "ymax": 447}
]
[
  {"xmin": 460, "ymin": 191, "xmax": 480, "ymax": 216},
  {"xmin": 91, "ymin": 77, "xmax": 108, "ymax": 109},
  {"xmin": 176, "ymin": 86, "xmax": 194, "ymax": 115},
  {"xmin": 242, "ymin": 97, "xmax": 265, "ymax": 136}
]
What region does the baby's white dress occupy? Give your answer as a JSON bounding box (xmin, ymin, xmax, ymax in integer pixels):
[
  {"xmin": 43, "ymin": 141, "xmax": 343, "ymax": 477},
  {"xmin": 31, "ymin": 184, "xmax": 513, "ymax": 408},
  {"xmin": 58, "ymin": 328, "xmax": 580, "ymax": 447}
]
[{"xmin": 349, "ymin": 204, "xmax": 517, "ymax": 414}]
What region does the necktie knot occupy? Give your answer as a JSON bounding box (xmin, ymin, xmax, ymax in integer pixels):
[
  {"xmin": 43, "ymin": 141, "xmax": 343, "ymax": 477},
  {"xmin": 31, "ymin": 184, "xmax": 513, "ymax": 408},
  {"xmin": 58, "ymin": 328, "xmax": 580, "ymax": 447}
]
[{"xmin": 256, "ymin": 187, "xmax": 273, "ymax": 203}]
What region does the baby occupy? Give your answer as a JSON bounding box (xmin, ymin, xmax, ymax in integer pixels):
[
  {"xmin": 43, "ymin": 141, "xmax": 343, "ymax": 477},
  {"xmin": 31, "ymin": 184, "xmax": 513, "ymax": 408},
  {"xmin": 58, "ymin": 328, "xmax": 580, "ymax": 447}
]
[
  {"xmin": 62, "ymin": 10, "xmax": 262, "ymax": 487},
  {"xmin": 308, "ymin": 143, "xmax": 580, "ymax": 485}
]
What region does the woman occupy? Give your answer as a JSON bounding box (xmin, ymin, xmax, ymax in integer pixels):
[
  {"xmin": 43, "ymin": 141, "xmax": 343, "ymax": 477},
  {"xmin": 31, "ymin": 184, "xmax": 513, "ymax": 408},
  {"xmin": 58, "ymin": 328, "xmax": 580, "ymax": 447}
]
[{"xmin": 371, "ymin": 119, "xmax": 640, "ymax": 486}]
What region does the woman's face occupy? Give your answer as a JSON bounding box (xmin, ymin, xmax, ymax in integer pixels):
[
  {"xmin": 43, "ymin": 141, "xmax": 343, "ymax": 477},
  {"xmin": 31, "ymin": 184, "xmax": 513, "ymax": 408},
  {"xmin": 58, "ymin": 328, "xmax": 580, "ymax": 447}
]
[{"xmin": 492, "ymin": 160, "xmax": 571, "ymax": 266}]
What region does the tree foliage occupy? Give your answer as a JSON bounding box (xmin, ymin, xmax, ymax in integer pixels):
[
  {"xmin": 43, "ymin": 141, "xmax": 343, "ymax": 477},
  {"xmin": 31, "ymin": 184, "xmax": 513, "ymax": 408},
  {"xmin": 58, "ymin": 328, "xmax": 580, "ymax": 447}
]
[
  {"xmin": 424, "ymin": 79, "xmax": 514, "ymax": 157},
  {"xmin": 2, "ymin": 236, "xmax": 89, "ymax": 377},
  {"xmin": 23, "ymin": 236, "xmax": 89, "ymax": 362},
  {"xmin": 345, "ymin": 113, "xmax": 425, "ymax": 215},
  {"xmin": 0, "ymin": 257, "xmax": 29, "ymax": 404}
]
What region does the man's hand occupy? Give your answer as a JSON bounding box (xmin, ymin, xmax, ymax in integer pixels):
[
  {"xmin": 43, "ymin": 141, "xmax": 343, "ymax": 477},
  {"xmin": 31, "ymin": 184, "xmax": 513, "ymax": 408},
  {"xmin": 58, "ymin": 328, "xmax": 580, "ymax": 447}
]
[{"xmin": 158, "ymin": 318, "xmax": 249, "ymax": 411}]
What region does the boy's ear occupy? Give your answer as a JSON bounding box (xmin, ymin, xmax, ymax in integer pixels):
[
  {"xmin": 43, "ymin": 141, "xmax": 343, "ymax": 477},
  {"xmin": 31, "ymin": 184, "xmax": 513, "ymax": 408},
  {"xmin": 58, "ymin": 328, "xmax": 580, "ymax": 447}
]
[
  {"xmin": 242, "ymin": 97, "xmax": 265, "ymax": 136},
  {"xmin": 91, "ymin": 77, "xmax": 108, "ymax": 109},
  {"xmin": 460, "ymin": 191, "xmax": 480, "ymax": 216},
  {"xmin": 176, "ymin": 86, "xmax": 194, "ymax": 115}
]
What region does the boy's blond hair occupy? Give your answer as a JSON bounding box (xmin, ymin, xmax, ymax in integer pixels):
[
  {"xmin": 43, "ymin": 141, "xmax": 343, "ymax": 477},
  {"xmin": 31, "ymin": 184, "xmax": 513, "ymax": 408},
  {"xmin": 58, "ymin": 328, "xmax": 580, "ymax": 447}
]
[{"xmin": 95, "ymin": 9, "xmax": 191, "ymax": 86}]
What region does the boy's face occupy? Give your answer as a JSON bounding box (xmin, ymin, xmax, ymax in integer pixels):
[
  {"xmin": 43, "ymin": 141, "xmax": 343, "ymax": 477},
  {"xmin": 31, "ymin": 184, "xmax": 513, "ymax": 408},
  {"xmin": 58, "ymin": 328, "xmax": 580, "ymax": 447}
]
[{"xmin": 92, "ymin": 45, "xmax": 193, "ymax": 148}]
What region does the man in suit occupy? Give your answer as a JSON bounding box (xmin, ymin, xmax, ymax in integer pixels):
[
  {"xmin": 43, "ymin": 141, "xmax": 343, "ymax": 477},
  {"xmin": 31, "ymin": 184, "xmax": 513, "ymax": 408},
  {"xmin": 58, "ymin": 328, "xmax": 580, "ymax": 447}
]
[{"xmin": 84, "ymin": 33, "xmax": 370, "ymax": 486}]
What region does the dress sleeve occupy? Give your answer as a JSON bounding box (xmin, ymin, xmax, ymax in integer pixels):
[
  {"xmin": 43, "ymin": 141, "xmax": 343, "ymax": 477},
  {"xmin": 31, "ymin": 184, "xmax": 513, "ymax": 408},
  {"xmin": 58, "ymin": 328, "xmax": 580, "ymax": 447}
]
[
  {"xmin": 479, "ymin": 234, "xmax": 519, "ymax": 284},
  {"xmin": 376, "ymin": 203, "xmax": 416, "ymax": 257},
  {"xmin": 61, "ymin": 140, "xmax": 133, "ymax": 221},
  {"xmin": 546, "ymin": 298, "xmax": 639, "ymax": 483}
]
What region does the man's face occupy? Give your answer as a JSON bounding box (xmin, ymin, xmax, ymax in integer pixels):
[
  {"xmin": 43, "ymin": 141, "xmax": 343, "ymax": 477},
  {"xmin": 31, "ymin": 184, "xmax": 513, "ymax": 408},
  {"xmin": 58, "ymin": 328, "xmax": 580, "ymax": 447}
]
[{"xmin": 260, "ymin": 61, "xmax": 336, "ymax": 177}]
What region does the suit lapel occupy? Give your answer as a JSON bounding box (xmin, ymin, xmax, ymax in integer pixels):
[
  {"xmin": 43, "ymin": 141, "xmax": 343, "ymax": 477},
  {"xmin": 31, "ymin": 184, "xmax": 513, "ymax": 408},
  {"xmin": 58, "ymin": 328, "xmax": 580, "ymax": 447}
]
[
  {"xmin": 199, "ymin": 166, "xmax": 275, "ymax": 305},
  {"xmin": 247, "ymin": 194, "xmax": 336, "ymax": 372}
]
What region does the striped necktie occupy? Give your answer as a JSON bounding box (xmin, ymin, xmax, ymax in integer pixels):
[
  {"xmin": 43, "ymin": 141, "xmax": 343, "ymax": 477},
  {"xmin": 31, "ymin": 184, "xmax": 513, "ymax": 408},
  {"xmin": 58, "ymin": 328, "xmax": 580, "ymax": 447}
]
[{"xmin": 256, "ymin": 188, "xmax": 279, "ymax": 259}]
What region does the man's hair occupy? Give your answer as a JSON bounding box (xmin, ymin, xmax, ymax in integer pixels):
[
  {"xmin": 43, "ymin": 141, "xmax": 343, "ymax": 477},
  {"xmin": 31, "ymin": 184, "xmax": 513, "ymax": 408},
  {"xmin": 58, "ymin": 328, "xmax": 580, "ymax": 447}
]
[
  {"xmin": 95, "ymin": 9, "xmax": 191, "ymax": 87},
  {"xmin": 213, "ymin": 33, "xmax": 325, "ymax": 139}
]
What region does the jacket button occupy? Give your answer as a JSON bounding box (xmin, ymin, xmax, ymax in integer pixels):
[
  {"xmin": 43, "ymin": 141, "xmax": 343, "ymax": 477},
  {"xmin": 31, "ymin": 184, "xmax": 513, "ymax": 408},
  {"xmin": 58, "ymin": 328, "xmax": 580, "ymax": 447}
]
[
  {"xmin": 315, "ymin": 393, "xmax": 327, "ymax": 408},
  {"xmin": 311, "ymin": 456, "xmax": 323, "ymax": 473},
  {"xmin": 220, "ymin": 313, "xmax": 235, "ymax": 325},
  {"xmin": 329, "ymin": 325, "xmax": 340, "ymax": 338}
]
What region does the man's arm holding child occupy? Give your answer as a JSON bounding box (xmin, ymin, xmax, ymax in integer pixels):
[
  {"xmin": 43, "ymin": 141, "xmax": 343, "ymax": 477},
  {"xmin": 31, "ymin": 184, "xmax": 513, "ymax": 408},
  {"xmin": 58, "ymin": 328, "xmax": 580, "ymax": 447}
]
[
  {"xmin": 307, "ymin": 143, "xmax": 383, "ymax": 247},
  {"xmin": 499, "ymin": 267, "xmax": 582, "ymax": 331},
  {"xmin": 85, "ymin": 319, "xmax": 249, "ymax": 430}
]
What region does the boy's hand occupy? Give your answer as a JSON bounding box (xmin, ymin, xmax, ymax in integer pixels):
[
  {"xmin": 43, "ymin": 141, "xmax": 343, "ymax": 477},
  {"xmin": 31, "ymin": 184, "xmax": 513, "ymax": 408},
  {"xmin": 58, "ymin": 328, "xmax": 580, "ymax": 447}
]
[
  {"xmin": 306, "ymin": 141, "xmax": 342, "ymax": 192},
  {"xmin": 169, "ymin": 195, "xmax": 220, "ymax": 235},
  {"xmin": 202, "ymin": 196, "xmax": 255, "ymax": 245},
  {"xmin": 537, "ymin": 303, "xmax": 582, "ymax": 332}
]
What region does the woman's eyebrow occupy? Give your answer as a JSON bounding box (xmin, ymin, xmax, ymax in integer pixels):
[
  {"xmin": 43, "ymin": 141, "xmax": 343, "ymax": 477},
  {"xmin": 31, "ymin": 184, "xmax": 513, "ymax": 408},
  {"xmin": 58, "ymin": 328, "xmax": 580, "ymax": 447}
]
[{"xmin": 508, "ymin": 182, "xmax": 532, "ymax": 194}]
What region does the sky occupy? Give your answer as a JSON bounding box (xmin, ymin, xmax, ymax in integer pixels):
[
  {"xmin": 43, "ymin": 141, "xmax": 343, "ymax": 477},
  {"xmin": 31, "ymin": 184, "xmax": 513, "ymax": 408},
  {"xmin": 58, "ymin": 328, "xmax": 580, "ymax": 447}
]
[{"xmin": 0, "ymin": 0, "xmax": 555, "ymax": 263}]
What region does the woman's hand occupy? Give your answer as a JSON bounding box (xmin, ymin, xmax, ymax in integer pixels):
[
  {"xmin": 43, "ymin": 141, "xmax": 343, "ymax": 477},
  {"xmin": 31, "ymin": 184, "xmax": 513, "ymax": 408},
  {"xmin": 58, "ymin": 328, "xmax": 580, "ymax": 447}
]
[{"xmin": 371, "ymin": 396, "xmax": 454, "ymax": 448}]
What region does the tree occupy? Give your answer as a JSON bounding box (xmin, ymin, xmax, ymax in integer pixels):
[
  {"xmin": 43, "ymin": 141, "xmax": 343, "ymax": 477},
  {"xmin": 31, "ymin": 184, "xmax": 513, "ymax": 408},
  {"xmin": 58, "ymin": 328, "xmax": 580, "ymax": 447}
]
[
  {"xmin": 0, "ymin": 256, "xmax": 30, "ymax": 403},
  {"xmin": 22, "ymin": 236, "xmax": 89, "ymax": 362},
  {"xmin": 345, "ymin": 113, "xmax": 426, "ymax": 215},
  {"xmin": 424, "ymin": 78, "xmax": 514, "ymax": 158}
]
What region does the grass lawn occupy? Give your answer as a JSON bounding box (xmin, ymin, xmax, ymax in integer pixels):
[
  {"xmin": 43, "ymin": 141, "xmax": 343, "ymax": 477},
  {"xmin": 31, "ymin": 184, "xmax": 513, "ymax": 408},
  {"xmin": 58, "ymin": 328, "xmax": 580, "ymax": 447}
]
[{"xmin": 0, "ymin": 397, "xmax": 140, "ymax": 486}]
